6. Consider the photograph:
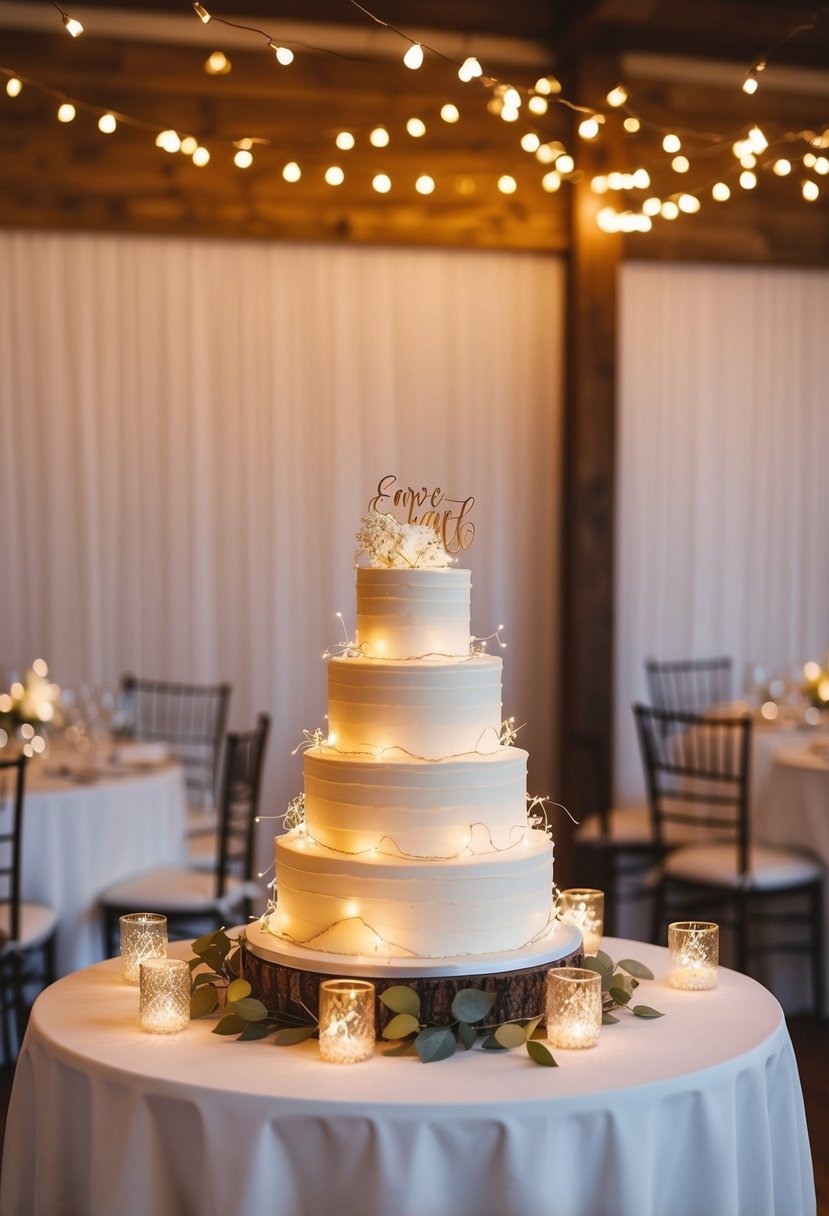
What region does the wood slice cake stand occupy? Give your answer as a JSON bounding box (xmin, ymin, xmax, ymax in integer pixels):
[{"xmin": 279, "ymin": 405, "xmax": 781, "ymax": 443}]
[{"xmin": 241, "ymin": 919, "xmax": 583, "ymax": 1034}]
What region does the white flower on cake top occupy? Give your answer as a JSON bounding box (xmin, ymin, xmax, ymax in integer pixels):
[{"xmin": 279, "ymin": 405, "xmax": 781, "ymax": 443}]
[{"xmin": 355, "ymin": 511, "xmax": 450, "ymax": 570}]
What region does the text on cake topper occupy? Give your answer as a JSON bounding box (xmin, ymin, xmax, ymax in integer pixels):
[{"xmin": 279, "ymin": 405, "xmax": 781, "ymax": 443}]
[{"xmin": 369, "ymin": 475, "xmax": 475, "ymax": 553}]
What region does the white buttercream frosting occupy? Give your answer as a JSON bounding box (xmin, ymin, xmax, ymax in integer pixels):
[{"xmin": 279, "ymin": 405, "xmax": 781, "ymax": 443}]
[{"xmin": 356, "ymin": 566, "xmax": 471, "ymax": 659}]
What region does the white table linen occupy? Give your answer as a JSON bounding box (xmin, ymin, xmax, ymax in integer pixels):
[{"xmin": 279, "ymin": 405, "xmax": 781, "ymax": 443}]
[
  {"xmin": 1, "ymin": 938, "xmax": 815, "ymax": 1216},
  {"xmin": 7, "ymin": 756, "xmax": 187, "ymax": 974}
]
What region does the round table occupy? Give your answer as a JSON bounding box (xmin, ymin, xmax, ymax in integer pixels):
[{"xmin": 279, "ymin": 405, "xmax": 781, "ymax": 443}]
[
  {"xmin": 8, "ymin": 754, "xmax": 187, "ymax": 974},
  {"xmin": 0, "ymin": 938, "xmax": 815, "ymax": 1216}
]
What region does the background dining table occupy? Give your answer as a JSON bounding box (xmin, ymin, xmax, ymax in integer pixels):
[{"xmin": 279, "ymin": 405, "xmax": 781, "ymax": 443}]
[
  {"xmin": 4, "ymin": 750, "xmax": 188, "ymax": 975},
  {"xmin": 0, "ymin": 936, "xmax": 815, "ymax": 1216}
]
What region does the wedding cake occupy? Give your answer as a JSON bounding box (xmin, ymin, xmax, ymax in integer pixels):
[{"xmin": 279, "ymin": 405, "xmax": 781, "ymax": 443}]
[{"xmin": 261, "ymin": 508, "xmax": 555, "ymax": 960}]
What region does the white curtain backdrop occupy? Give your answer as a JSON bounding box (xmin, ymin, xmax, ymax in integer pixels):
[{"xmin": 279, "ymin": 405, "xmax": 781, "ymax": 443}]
[
  {"xmin": 615, "ymin": 261, "xmax": 829, "ymax": 803},
  {"xmin": 0, "ymin": 230, "xmax": 564, "ymax": 868}
]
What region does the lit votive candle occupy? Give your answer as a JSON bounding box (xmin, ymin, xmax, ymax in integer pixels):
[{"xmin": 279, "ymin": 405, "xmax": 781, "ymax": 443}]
[
  {"xmin": 668, "ymin": 921, "xmax": 719, "ymax": 990},
  {"xmin": 119, "ymin": 912, "xmax": 168, "ymax": 984},
  {"xmin": 318, "ymin": 979, "xmax": 375, "ymax": 1064},
  {"xmin": 139, "ymin": 958, "xmax": 191, "ymax": 1033},
  {"xmin": 546, "ymin": 966, "xmax": 602, "ymax": 1049},
  {"xmin": 557, "ymin": 888, "xmax": 605, "ymax": 955}
]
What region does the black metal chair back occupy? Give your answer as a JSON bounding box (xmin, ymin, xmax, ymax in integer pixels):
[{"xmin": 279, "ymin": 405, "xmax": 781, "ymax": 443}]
[
  {"xmin": 633, "ymin": 704, "xmax": 752, "ymax": 871},
  {"xmin": 215, "ymin": 713, "xmax": 271, "ymax": 900},
  {"xmin": 120, "ymin": 674, "xmax": 231, "ymax": 808},
  {"xmin": 644, "ymin": 656, "xmax": 733, "ymax": 714},
  {"xmin": 0, "ymin": 754, "xmax": 27, "ymax": 947}
]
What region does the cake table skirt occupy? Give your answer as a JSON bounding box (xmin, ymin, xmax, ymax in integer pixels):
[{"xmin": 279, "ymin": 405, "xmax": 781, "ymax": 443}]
[{"xmin": 1, "ymin": 938, "xmax": 814, "ymax": 1216}]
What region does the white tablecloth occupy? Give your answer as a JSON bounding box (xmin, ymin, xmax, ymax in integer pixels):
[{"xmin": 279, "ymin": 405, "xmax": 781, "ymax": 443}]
[
  {"xmin": 5, "ymin": 756, "xmax": 187, "ymax": 974},
  {"xmin": 1, "ymin": 938, "xmax": 815, "ymax": 1216}
]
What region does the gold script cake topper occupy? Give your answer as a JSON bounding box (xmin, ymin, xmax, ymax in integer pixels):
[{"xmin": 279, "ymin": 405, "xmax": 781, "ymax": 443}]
[{"xmin": 368, "ymin": 475, "xmax": 475, "ymax": 553}]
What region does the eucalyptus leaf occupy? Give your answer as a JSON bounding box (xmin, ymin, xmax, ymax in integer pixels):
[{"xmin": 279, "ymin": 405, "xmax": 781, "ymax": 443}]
[
  {"xmin": 523, "ymin": 1015, "xmax": 543, "ymax": 1041},
  {"xmin": 226, "ymin": 948, "xmax": 241, "ymax": 977},
  {"xmin": 228, "ymin": 997, "xmax": 269, "ymax": 1023},
  {"xmin": 188, "ymin": 957, "xmax": 204, "ymax": 972},
  {"xmin": 227, "ymin": 978, "xmax": 252, "ymax": 1004},
  {"xmin": 632, "ymin": 1005, "xmax": 665, "ymax": 1019},
  {"xmin": 238, "ymin": 1022, "xmax": 272, "ymax": 1042},
  {"xmin": 526, "ymin": 1040, "xmax": 558, "ymax": 1067},
  {"xmin": 415, "ymin": 1026, "xmax": 457, "ymax": 1063},
  {"xmin": 618, "ymin": 958, "xmax": 655, "ymax": 981},
  {"xmin": 381, "ymin": 1013, "xmax": 420, "ymax": 1041},
  {"xmin": 451, "ymin": 988, "xmax": 496, "ymax": 1024},
  {"xmin": 602, "ymin": 1011, "xmax": 620, "ymax": 1025},
  {"xmin": 192, "ymin": 972, "xmax": 220, "ymax": 990},
  {"xmin": 273, "ymin": 1026, "xmax": 316, "ymax": 1045},
  {"xmin": 600, "ymin": 971, "xmax": 615, "ymax": 992},
  {"xmin": 456, "ymin": 1021, "xmax": 477, "ymax": 1051},
  {"xmin": 580, "ymin": 956, "xmax": 608, "ymax": 977},
  {"xmin": 594, "ymin": 950, "xmax": 616, "ymax": 974},
  {"xmin": 197, "ymin": 945, "xmax": 228, "ymax": 975},
  {"xmin": 379, "ymin": 986, "xmax": 421, "ymax": 1017},
  {"xmin": 383, "ymin": 1039, "xmax": 417, "ymax": 1057},
  {"xmin": 212, "ymin": 1014, "xmax": 247, "ymax": 1035},
  {"xmin": 609, "ymin": 986, "xmax": 632, "ymax": 1006},
  {"xmin": 494, "ymin": 1023, "xmax": 527, "ymax": 1050},
  {"xmin": 190, "ymin": 985, "xmax": 219, "ymax": 1019},
  {"xmin": 192, "ymin": 929, "xmax": 223, "ymax": 956},
  {"xmin": 480, "ymin": 1034, "xmax": 507, "ymax": 1051}
]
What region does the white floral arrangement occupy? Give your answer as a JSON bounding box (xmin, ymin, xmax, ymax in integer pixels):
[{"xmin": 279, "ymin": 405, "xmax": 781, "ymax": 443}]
[{"xmin": 355, "ymin": 511, "xmax": 449, "ymax": 569}]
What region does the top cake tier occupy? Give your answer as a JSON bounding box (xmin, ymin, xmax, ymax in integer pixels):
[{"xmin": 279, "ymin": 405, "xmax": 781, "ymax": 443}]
[{"xmin": 356, "ymin": 567, "xmax": 471, "ymax": 659}]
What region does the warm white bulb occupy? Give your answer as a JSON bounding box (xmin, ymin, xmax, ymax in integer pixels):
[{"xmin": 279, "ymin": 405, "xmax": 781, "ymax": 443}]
[
  {"xmin": 282, "ymin": 160, "xmax": 301, "ymax": 182},
  {"xmin": 606, "ymin": 85, "xmax": 627, "ymax": 107},
  {"xmin": 578, "ymin": 116, "xmax": 600, "ymax": 140},
  {"xmin": 325, "ymin": 165, "xmax": 344, "ymax": 185},
  {"xmin": 180, "ymin": 135, "xmax": 198, "ymax": 155},
  {"xmin": 802, "ymin": 179, "xmax": 819, "ymax": 201},
  {"xmin": 740, "ymin": 152, "xmax": 757, "ymax": 169},
  {"xmin": 500, "ymin": 105, "xmax": 519, "ymax": 123},
  {"xmin": 372, "ymin": 173, "xmax": 391, "ymax": 193},
  {"xmin": 370, "ymin": 126, "xmax": 389, "ymax": 147},
  {"xmin": 192, "ymin": 145, "xmax": 210, "ymax": 166},
  {"xmin": 748, "ymin": 125, "xmax": 768, "ymax": 153},
  {"xmin": 275, "ymin": 45, "xmax": 294, "ymax": 65},
  {"xmin": 660, "ymin": 200, "xmax": 679, "ymax": 219},
  {"xmin": 32, "ymin": 658, "xmax": 48, "ymax": 677},
  {"xmin": 607, "ymin": 171, "xmax": 624, "ymax": 190},
  {"xmin": 415, "ymin": 174, "xmax": 434, "ymax": 194},
  {"xmin": 742, "ymin": 73, "xmax": 758, "ymax": 94},
  {"xmin": 663, "ymin": 133, "xmax": 681, "ymax": 153},
  {"xmin": 234, "ymin": 148, "xmax": 253, "ymax": 168},
  {"xmin": 534, "ymin": 75, "xmax": 561, "ymax": 95},
  {"xmin": 541, "ymin": 170, "xmax": 561, "ymax": 193},
  {"xmin": 57, "ymin": 103, "xmax": 76, "ymax": 123},
  {"xmin": 406, "ymin": 117, "xmax": 426, "ymax": 138},
  {"xmin": 403, "ymin": 43, "xmax": 423, "ymax": 70},
  {"xmin": 642, "ymin": 196, "xmax": 662, "ymax": 216},
  {"xmin": 596, "ymin": 206, "xmax": 619, "ymax": 233},
  {"xmin": 678, "ymin": 193, "xmax": 700, "ymax": 213},
  {"xmin": 98, "ymin": 112, "xmax": 117, "ymax": 134},
  {"xmin": 528, "ymin": 95, "xmax": 548, "ymax": 115},
  {"xmin": 591, "ymin": 175, "xmax": 608, "ymax": 193},
  {"xmin": 739, "ymin": 169, "xmax": 757, "ymax": 189},
  {"xmin": 63, "ymin": 14, "xmax": 83, "ymax": 37},
  {"xmin": 520, "ymin": 132, "xmax": 540, "ymax": 153},
  {"xmin": 803, "ymin": 152, "xmax": 816, "ymax": 168},
  {"xmin": 205, "ymin": 50, "xmax": 230, "ymax": 74},
  {"xmin": 671, "ymin": 155, "xmax": 690, "ymax": 173},
  {"xmin": 623, "ymin": 116, "xmax": 640, "ymax": 133},
  {"xmin": 498, "ymin": 174, "xmax": 517, "ymax": 194},
  {"xmin": 193, "ymin": 2, "xmax": 211, "ymax": 22},
  {"xmin": 815, "ymin": 156, "xmax": 829, "ymax": 175},
  {"xmin": 440, "ymin": 104, "xmax": 459, "ymax": 123},
  {"xmin": 156, "ymin": 129, "xmax": 181, "ymax": 153},
  {"xmin": 555, "ymin": 154, "xmax": 575, "ymax": 174},
  {"xmin": 335, "ymin": 131, "xmax": 355, "ymax": 150},
  {"xmin": 712, "ymin": 181, "xmax": 730, "ymax": 201},
  {"xmin": 458, "ymin": 56, "xmax": 482, "ymax": 82},
  {"xmin": 6, "ymin": 77, "xmax": 22, "ymax": 98},
  {"xmin": 535, "ymin": 144, "xmax": 555, "ymax": 164},
  {"xmin": 632, "ymin": 167, "xmax": 650, "ymax": 189}
]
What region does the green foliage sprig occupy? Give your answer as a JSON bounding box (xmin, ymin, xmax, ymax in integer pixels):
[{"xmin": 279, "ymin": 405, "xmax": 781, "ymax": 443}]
[
  {"xmin": 581, "ymin": 950, "xmax": 665, "ymax": 1022},
  {"xmin": 379, "ymin": 985, "xmax": 557, "ymax": 1067},
  {"xmin": 188, "ymin": 933, "xmax": 662, "ymax": 1059}
]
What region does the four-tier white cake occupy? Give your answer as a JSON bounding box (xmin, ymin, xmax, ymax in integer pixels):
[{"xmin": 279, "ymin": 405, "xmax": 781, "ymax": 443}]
[{"xmin": 262, "ymin": 522, "xmax": 555, "ymax": 961}]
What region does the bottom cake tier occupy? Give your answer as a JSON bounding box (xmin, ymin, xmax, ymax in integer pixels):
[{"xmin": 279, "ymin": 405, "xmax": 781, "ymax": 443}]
[{"xmin": 241, "ymin": 918, "xmax": 583, "ymax": 1035}]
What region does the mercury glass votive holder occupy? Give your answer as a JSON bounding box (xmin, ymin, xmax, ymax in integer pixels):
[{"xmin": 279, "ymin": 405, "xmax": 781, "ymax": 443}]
[
  {"xmin": 546, "ymin": 966, "xmax": 602, "ymax": 1049},
  {"xmin": 318, "ymin": 979, "xmax": 376, "ymax": 1064},
  {"xmin": 668, "ymin": 921, "xmax": 719, "ymax": 990},
  {"xmin": 557, "ymin": 888, "xmax": 605, "ymax": 955},
  {"xmin": 119, "ymin": 912, "xmax": 168, "ymax": 984},
  {"xmin": 139, "ymin": 958, "xmax": 191, "ymax": 1034}
]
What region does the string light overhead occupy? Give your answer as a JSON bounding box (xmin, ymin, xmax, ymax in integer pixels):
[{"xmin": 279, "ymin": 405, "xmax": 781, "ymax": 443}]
[{"xmin": 53, "ymin": 2, "xmax": 83, "ymax": 38}]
